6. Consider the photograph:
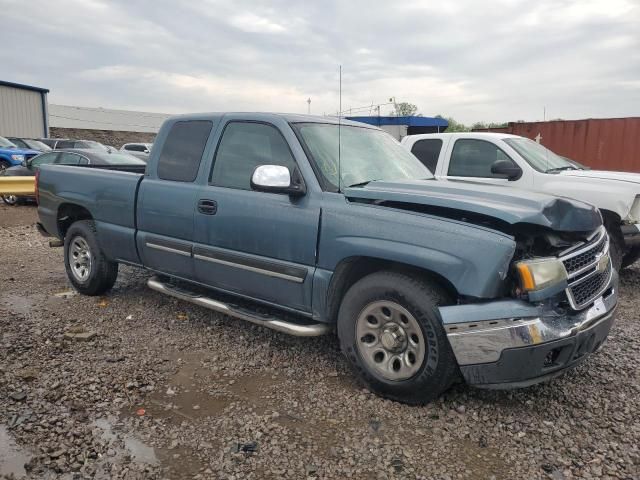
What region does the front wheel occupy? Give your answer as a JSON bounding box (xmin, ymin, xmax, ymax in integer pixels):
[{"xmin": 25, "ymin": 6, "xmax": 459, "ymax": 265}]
[
  {"xmin": 337, "ymin": 271, "xmax": 459, "ymax": 405},
  {"xmin": 622, "ymin": 246, "xmax": 640, "ymax": 270},
  {"xmin": 64, "ymin": 220, "xmax": 118, "ymax": 295}
]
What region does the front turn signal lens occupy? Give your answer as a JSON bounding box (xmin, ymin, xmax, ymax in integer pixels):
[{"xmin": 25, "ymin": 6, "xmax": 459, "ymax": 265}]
[{"xmin": 515, "ymin": 258, "xmax": 568, "ymax": 292}]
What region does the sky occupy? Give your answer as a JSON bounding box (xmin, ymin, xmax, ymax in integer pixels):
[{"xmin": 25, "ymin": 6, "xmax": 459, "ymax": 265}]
[{"xmin": 2, "ymin": 0, "xmax": 639, "ymax": 124}]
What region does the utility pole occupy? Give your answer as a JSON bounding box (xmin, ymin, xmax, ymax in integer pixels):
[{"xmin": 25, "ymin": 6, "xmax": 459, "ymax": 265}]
[{"xmin": 307, "ymin": 98, "xmax": 311, "ymax": 114}]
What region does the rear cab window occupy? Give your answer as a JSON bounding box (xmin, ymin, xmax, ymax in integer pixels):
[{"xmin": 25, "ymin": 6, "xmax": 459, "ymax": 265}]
[{"xmin": 157, "ymin": 120, "xmax": 213, "ymax": 182}]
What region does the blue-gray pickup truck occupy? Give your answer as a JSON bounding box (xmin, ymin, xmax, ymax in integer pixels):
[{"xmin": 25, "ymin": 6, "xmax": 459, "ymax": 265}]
[{"xmin": 36, "ymin": 113, "xmax": 618, "ymax": 404}]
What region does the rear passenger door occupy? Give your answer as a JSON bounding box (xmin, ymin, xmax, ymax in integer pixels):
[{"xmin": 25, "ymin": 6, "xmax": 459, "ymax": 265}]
[
  {"xmin": 193, "ymin": 120, "xmax": 320, "ymax": 313},
  {"xmin": 136, "ymin": 120, "xmax": 214, "ymax": 279}
]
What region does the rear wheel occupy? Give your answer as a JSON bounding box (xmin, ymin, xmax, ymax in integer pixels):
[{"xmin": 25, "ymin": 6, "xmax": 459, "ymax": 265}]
[
  {"xmin": 2, "ymin": 195, "xmax": 18, "ymax": 206},
  {"xmin": 64, "ymin": 220, "xmax": 118, "ymax": 295},
  {"xmin": 338, "ymin": 271, "xmax": 458, "ymax": 405}
]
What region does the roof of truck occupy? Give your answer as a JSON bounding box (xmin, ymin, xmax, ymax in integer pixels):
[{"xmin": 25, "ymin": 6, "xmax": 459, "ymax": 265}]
[
  {"xmin": 164, "ymin": 112, "xmax": 377, "ymax": 129},
  {"xmin": 404, "ymin": 132, "xmax": 521, "ymax": 141}
]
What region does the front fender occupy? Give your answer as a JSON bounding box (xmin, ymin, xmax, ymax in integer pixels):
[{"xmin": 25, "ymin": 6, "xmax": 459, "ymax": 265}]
[{"xmin": 319, "ymin": 200, "xmax": 517, "ymax": 300}]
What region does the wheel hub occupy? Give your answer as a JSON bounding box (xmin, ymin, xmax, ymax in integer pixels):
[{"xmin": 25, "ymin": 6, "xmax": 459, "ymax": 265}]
[
  {"xmin": 70, "ymin": 236, "xmax": 92, "ymax": 282},
  {"xmin": 380, "ymin": 323, "xmax": 407, "ymax": 352},
  {"xmin": 355, "ymin": 300, "xmax": 426, "ymax": 381}
]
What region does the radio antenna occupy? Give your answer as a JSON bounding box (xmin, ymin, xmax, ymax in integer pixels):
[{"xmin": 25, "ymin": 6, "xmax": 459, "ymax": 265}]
[{"xmin": 338, "ymin": 65, "xmax": 342, "ymax": 192}]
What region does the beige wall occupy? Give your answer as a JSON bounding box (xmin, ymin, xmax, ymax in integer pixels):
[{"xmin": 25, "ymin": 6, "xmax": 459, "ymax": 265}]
[{"xmin": 0, "ymin": 85, "xmax": 45, "ymax": 137}]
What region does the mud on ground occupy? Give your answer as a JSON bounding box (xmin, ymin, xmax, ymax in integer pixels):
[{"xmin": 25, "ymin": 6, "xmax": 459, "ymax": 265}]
[{"xmin": 1, "ymin": 203, "xmax": 639, "ymax": 479}]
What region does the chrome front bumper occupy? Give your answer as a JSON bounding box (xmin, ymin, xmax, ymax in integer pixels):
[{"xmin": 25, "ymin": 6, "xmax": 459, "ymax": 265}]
[{"xmin": 439, "ymin": 270, "xmax": 618, "ymax": 368}]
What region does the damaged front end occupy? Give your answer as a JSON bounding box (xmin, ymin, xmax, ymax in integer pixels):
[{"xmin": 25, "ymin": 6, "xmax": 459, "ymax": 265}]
[{"xmin": 440, "ymin": 225, "xmax": 618, "ymax": 388}]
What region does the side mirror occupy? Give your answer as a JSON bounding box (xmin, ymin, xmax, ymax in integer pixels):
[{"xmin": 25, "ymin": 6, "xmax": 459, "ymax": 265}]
[
  {"xmin": 491, "ymin": 160, "xmax": 522, "ymax": 180},
  {"xmin": 143, "ymin": 148, "xmax": 150, "ymax": 154},
  {"xmin": 251, "ymin": 165, "xmax": 306, "ymax": 196}
]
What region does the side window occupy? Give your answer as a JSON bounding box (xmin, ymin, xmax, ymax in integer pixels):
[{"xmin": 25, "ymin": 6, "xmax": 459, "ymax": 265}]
[
  {"xmin": 411, "ymin": 139, "xmax": 443, "ymax": 174},
  {"xmin": 157, "ymin": 120, "xmax": 212, "ymax": 182},
  {"xmin": 55, "ymin": 153, "xmax": 82, "ymax": 165},
  {"xmin": 448, "ymin": 139, "xmax": 515, "ymax": 178},
  {"xmin": 30, "ymin": 153, "xmax": 59, "ymax": 168},
  {"xmin": 55, "ymin": 140, "xmax": 74, "ymax": 149},
  {"xmin": 210, "ymin": 122, "xmax": 297, "ymax": 190},
  {"xmin": 127, "ymin": 144, "xmax": 145, "ymax": 152}
]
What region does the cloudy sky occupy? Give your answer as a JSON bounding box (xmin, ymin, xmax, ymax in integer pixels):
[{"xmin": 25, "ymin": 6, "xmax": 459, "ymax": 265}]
[{"xmin": 2, "ymin": 0, "xmax": 638, "ymax": 124}]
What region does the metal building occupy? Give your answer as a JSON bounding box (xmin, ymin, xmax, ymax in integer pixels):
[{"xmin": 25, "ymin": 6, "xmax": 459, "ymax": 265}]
[
  {"xmin": 0, "ymin": 80, "xmax": 49, "ymax": 138},
  {"xmin": 346, "ymin": 116, "xmax": 449, "ymax": 141}
]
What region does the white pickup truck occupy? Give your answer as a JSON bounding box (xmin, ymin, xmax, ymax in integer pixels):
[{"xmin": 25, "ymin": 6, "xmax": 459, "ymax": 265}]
[{"xmin": 401, "ymin": 132, "xmax": 640, "ymax": 270}]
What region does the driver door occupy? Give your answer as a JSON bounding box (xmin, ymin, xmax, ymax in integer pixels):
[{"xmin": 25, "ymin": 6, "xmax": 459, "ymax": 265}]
[
  {"xmin": 193, "ymin": 120, "xmax": 320, "ymax": 313},
  {"xmin": 444, "ymin": 138, "xmax": 532, "ymax": 188}
]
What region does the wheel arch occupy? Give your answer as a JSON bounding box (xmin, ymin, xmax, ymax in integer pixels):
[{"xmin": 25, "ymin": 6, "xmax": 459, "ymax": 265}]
[
  {"xmin": 325, "ymin": 256, "xmax": 459, "ymax": 324},
  {"xmin": 57, "ymin": 203, "xmax": 94, "ymax": 238}
]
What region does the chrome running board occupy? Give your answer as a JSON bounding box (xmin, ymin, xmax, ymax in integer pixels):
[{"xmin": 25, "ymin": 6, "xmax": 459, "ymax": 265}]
[{"xmin": 147, "ymin": 276, "xmax": 331, "ymax": 337}]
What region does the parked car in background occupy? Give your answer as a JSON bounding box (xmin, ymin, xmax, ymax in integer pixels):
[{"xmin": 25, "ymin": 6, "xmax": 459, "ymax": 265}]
[
  {"xmin": 38, "ymin": 138, "xmax": 58, "ymax": 149},
  {"xmin": 6, "ymin": 137, "xmax": 52, "ymax": 152},
  {"xmin": 37, "ymin": 138, "xmax": 111, "ymax": 151},
  {"xmin": 401, "ymin": 132, "xmax": 640, "ymax": 270},
  {"xmin": 1, "ymin": 149, "xmax": 146, "ymax": 205},
  {"xmin": 120, "ymin": 142, "xmax": 152, "ymax": 161},
  {"xmin": 0, "ymin": 136, "xmax": 40, "ymax": 172},
  {"xmin": 54, "ymin": 139, "xmax": 110, "ymax": 151},
  {"xmin": 36, "ymin": 113, "xmax": 617, "ymax": 404}
]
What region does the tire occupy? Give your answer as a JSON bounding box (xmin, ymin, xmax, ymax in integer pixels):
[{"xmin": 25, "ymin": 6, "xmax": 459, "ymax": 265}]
[
  {"xmin": 2, "ymin": 195, "xmax": 18, "ymax": 206},
  {"xmin": 605, "ymin": 226, "xmax": 624, "ymax": 272},
  {"xmin": 622, "ymin": 246, "xmax": 640, "ymax": 269},
  {"xmin": 337, "ymin": 271, "xmax": 458, "ymax": 405},
  {"xmin": 64, "ymin": 220, "xmax": 118, "ymax": 296},
  {"xmin": 0, "ymin": 160, "xmax": 10, "ymax": 172}
]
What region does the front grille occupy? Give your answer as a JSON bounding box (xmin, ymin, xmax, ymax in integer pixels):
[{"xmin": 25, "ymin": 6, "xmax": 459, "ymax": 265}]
[
  {"xmin": 562, "ymin": 233, "xmax": 607, "ymax": 275},
  {"xmin": 560, "ymin": 227, "xmax": 612, "ymax": 310},
  {"xmin": 566, "ymin": 262, "xmax": 612, "ymax": 309}
]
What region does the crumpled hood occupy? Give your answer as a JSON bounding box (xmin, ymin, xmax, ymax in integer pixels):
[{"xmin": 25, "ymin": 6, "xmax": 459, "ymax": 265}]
[
  {"xmin": 560, "ymin": 169, "xmax": 640, "ymax": 185},
  {"xmin": 344, "ymin": 179, "xmax": 602, "ymax": 233}
]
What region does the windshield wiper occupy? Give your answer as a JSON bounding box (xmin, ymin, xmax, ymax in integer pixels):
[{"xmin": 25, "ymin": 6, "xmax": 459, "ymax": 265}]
[
  {"xmin": 546, "ymin": 166, "xmax": 578, "ymax": 173},
  {"xmin": 347, "ymin": 180, "xmax": 377, "ymax": 188}
]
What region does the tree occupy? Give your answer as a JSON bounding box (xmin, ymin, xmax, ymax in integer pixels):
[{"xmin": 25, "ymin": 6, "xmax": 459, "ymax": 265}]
[
  {"xmin": 436, "ymin": 115, "xmax": 470, "ymax": 132},
  {"xmin": 390, "ymin": 102, "xmax": 418, "ymax": 116}
]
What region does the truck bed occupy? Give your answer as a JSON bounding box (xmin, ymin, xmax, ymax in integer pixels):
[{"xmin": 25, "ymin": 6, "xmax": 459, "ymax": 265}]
[{"xmin": 38, "ymin": 164, "xmax": 145, "ymax": 264}]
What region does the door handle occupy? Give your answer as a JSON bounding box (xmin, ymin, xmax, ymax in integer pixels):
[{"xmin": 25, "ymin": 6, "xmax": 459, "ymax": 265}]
[{"xmin": 197, "ymin": 199, "xmax": 217, "ymax": 215}]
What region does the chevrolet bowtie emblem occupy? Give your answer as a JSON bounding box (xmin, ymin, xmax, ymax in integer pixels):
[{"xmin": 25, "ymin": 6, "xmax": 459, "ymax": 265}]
[{"xmin": 595, "ymin": 253, "xmax": 609, "ymax": 272}]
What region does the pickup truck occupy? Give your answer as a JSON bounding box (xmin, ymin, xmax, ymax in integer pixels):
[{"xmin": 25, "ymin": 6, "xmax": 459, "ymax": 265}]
[
  {"xmin": 37, "ymin": 113, "xmax": 618, "ymax": 404},
  {"xmin": 401, "ymin": 132, "xmax": 640, "ymax": 270}
]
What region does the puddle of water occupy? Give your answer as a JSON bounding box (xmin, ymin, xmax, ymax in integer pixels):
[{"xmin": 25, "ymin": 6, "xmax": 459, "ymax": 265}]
[
  {"xmin": 94, "ymin": 417, "xmax": 158, "ymax": 466},
  {"xmin": 0, "ymin": 293, "xmax": 37, "ymax": 316},
  {"xmin": 0, "ymin": 424, "xmax": 31, "ymax": 478}
]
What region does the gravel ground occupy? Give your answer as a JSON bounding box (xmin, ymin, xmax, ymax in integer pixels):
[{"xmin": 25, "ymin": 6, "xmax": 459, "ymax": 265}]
[{"xmin": 1, "ymin": 203, "xmax": 639, "ymax": 480}]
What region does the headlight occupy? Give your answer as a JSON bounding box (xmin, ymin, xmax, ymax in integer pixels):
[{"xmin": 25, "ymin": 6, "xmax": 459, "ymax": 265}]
[
  {"xmin": 515, "ymin": 258, "xmax": 568, "ymax": 292},
  {"xmin": 11, "ymin": 154, "xmax": 25, "ymax": 161}
]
